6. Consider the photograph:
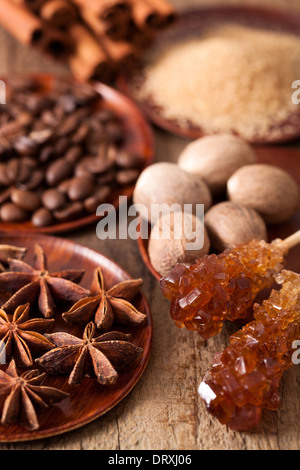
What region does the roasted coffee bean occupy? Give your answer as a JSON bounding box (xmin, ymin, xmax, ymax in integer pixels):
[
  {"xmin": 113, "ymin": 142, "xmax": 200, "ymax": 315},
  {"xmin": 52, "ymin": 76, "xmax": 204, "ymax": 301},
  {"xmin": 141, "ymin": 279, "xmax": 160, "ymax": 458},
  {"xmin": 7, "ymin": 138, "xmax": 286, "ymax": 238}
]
[
  {"xmin": 75, "ymin": 160, "xmax": 93, "ymax": 178},
  {"xmin": 105, "ymin": 121, "xmax": 124, "ymax": 144},
  {"xmin": 57, "ymin": 95, "xmax": 77, "ymax": 114},
  {"xmin": 97, "ymin": 170, "xmax": 116, "ymax": 185},
  {"xmin": 0, "ymin": 203, "xmax": 28, "ymax": 223},
  {"xmin": 17, "ymin": 161, "xmax": 33, "ymax": 184},
  {"xmin": 89, "ymin": 118, "xmax": 105, "ymax": 135},
  {"xmin": 0, "ymin": 121, "xmax": 24, "ymax": 139},
  {"xmin": 26, "ymin": 95, "xmax": 54, "ymax": 114},
  {"xmin": 42, "ymin": 188, "xmax": 67, "ymax": 211},
  {"xmin": 54, "ymin": 202, "xmax": 83, "ymax": 222},
  {"xmin": 72, "ymin": 84, "xmax": 100, "ymax": 105},
  {"xmin": 65, "ymin": 145, "xmax": 82, "ymax": 163},
  {"xmin": 72, "ymin": 124, "xmax": 90, "ymax": 144},
  {"xmin": 53, "ymin": 103, "xmax": 66, "ymax": 120},
  {"xmin": 17, "ymin": 112, "xmax": 34, "ymax": 127},
  {"xmin": 0, "ymin": 164, "xmax": 8, "ymax": 186},
  {"xmin": 84, "ymin": 186, "xmax": 111, "ymax": 213},
  {"xmin": 6, "ymin": 159, "xmax": 20, "ymax": 183},
  {"xmin": 115, "ymin": 151, "xmax": 142, "ymax": 169},
  {"xmin": 58, "ymin": 179, "xmax": 72, "ymax": 194},
  {"xmin": 85, "ymin": 154, "xmax": 114, "ymax": 175},
  {"xmin": 95, "ymin": 109, "xmax": 115, "ymax": 124},
  {"xmin": 20, "ymin": 169, "xmax": 44, "ymax": 191},
  {"xmin": 116, "ymin": 169, "xmax": 140, "ymax": 186},
  {"xmin": 0, "ymin": 77, "xmax": 142, "ymax": 227},
  {"xmin": 54, "ymin": 137, "xmax": 69, "ymax": 156},
  {"xmin": 68, "ymin": 176, "xmax": 94, "ymax": 202},
  {"xmin": 0, "ymin": 188, "xmax": 12, "ymax": 205},
  {"xmin": 58, "ymin": 113, "xmax": 81, "ymax": 136},
  {"xmin": 46, "ymin": 158, "xmax": 73, "ymax": 186},
  {"xmin": 41, "ymin": 110, "xmax": 59, "ymax": 127},
  {"xmin": 39, "ymin": 145, "xmax": 54, "ymax": 163},
  {"xmin": 0, "ymin": 137, "xmax": 12, "ymax": 153},
  {"xmin": 32, "ymin": 207, "xmax": 54, "ymax": 228},
  {"xmin": 14, "ymin": 136, "xmax": 38, "ymax": 156},
  {"xmin": 11, "ymin": 188, "xmax": 40, "ymax": 212},
  {"xmin": 29, "ymin": 129, "xmax": 53, "ymax": 145}
]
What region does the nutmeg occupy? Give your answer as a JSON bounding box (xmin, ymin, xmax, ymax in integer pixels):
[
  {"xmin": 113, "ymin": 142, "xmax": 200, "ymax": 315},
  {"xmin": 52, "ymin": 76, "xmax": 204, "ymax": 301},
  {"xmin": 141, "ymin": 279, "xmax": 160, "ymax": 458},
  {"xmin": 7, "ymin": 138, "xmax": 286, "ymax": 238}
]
[
  {"xmin": 227, "ymin": 164, "xmax": 299, "ymax": 224},
  {"xmin": 205, "ymin": 202, "xmax": 267, "ymax": 252},
  {"xmin": 178, "ymin": 134, "xmax": 256, "ymax": 194},
  {"xmin": 133, "ymin": 162, "xmax": 212, "ymax": 223},
  {"xmin": 149, "ymin": 211, "xmax": 210, "ymax": 277}
]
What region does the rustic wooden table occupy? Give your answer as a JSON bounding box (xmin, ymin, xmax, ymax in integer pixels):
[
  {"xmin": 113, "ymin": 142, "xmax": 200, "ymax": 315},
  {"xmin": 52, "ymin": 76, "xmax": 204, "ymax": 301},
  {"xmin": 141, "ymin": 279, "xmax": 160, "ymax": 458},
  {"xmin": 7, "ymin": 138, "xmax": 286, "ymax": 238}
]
[{"xmin": 0, "ymin": 0, "xmax": 300, "ymax": 451}]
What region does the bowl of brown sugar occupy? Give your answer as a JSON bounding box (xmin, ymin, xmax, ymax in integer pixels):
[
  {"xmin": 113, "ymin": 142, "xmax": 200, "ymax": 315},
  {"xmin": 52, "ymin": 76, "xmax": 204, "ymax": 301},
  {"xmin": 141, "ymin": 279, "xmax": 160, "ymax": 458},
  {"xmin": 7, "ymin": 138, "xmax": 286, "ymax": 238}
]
[{"xmin": 119, "ymin": 5, "xmax": 300, "ymax": 144}]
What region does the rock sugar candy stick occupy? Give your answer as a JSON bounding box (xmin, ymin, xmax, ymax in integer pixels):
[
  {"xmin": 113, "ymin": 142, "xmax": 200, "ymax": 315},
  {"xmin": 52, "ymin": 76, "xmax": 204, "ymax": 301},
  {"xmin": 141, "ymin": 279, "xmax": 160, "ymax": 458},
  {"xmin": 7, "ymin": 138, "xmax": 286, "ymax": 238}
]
[
  {"xmin": 199, "ymin": 270, "xmax": 300, "ymax": 431},
  {"xmin": 161, "ymin": 231, "xmax": 300, "ymax": 339}
]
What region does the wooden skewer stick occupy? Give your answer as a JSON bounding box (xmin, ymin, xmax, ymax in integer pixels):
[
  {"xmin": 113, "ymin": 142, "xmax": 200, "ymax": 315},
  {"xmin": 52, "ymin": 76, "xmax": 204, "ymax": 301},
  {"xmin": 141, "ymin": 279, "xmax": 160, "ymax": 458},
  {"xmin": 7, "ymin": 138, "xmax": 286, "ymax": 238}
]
[{"xmin": 279, "ymin": 230, "xmax": 300, "ymax": 252}]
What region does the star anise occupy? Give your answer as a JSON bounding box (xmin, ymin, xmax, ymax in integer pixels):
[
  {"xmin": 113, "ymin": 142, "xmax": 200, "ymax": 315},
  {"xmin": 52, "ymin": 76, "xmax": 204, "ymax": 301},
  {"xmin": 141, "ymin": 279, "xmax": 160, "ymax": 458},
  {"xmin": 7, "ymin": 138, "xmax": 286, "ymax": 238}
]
[
  {"xmin": 62, "ymin": 267, "xmax": 146, "ymax": 330},
  {"xmin": 0, "ymin": 244, "xmax": 90, "ymax": 318},
  {"xmin": 36, "ymin": 322, "xmax": 143, "ymax": 386},
  {"xmin": 0, "ymin": 359, "xmax": 69, "ymax": 430},
  {"xmin": 0, "ymin": 244, "xmax": 27, "ymax": 272},
  {"xmin": 0, "ymin": 303, "xmax": 54, "ymax": 368}
]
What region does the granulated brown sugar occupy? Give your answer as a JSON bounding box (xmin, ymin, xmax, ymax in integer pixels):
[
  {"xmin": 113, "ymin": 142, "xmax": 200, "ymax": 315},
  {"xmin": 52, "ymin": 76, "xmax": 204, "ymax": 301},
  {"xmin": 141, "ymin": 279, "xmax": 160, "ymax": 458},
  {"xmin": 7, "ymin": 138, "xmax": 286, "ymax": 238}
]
[{"xmin": 135, "ymin": 24, "xmax": 300, "ymax": 140}]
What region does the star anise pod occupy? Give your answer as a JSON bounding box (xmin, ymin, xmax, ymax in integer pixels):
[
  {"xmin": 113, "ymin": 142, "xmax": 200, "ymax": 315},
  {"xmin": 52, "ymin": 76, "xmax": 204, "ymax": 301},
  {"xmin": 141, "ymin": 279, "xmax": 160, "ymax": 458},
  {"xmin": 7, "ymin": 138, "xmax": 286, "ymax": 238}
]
[
  {"xmin": 0, "ymin": 244, "xmax": 27, "ymax": 272},
  {"xmin": 0, "ymin": 244, "xmax": 90, "ymax": 318},
  {"xmin": 0, "ymin": 303, "xmax": 54, "ymax": 368},
  {"xmin": 62, "ymin": 267, "xmax": 146, "ymax": 330},
  {"xmin": 0, "ymin": 359, "xmax": 69, "ymax": 430},
  {"xmin": 36, "ymin": 322, "xmax": 143, "ymax": 386}
]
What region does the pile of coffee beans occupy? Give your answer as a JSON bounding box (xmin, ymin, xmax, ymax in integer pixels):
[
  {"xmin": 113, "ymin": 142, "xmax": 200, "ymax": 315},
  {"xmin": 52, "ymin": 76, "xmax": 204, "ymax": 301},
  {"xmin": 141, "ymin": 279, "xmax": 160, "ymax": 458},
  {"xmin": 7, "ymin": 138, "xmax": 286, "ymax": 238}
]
[{"xmin": 0, "ymin": 76, "xmax": 143, "ymax": 227}]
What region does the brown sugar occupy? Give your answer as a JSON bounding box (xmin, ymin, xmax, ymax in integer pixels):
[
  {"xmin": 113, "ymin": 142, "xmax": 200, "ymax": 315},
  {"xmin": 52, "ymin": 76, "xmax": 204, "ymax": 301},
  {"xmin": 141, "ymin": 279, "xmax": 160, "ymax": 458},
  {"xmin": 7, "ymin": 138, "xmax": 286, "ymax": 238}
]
[{"xmin": 136, "ymin": 24, "xmax": 300, "ymax": 140}]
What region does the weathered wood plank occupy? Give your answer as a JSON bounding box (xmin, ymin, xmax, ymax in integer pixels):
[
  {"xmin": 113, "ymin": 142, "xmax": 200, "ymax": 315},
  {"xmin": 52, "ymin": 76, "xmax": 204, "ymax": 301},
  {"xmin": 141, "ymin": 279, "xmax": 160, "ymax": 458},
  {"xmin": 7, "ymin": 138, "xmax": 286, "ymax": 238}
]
[{"xmin": 0, "ymin": 0, "xmax": 299, "ymax": 451}]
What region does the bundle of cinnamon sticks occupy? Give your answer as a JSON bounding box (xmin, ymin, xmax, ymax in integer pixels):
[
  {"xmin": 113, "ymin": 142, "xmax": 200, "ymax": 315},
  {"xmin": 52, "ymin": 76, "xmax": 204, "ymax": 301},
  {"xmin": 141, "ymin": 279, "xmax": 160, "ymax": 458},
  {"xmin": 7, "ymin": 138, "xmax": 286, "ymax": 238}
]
[{"xmin": 0, "ymin": 0, "xmax": 177, "ymax": 82}]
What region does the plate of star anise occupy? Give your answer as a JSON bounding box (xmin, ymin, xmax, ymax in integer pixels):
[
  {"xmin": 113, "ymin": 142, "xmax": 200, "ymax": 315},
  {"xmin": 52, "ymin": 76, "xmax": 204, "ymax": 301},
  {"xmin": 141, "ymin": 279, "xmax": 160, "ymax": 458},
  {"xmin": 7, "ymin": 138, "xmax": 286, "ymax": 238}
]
[{"xmin": 0, "ymin": 232, "xmax": 152, "ymax": 442}]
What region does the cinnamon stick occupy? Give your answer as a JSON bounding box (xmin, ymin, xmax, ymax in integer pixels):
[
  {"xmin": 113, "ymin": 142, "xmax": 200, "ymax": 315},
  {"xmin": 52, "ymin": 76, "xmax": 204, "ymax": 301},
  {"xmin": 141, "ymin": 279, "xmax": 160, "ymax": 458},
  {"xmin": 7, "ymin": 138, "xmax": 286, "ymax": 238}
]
[
  {"xmin": 0, "ymin": 0, "xmax": 45, "ymax": 47},
  {"xmin": 43, "ymin": 28, "xmax": 74, "ymax": 61},
  {"xmin": 100, "ymin": 36, "xmax": 139, "ymax": 70},
  {"xmin": 129, "ymin": 0, "xmax": 161, "ymax": 29},
  {"xmin": 0, "ymin": 0, "xmax": 73, "ymax": 60},
  {"xmin": 129, "ymin": 0, "xmax": 176, "ymax": 29},
  {"xmin": 72, "ymin": 0, "xmax": 131, "ymax": 23},
  {"xmin": 13, "ymin": 0, "xmax": 48, "ymax": 12},
  {"xmin": 146, "ymin": 0, "xmax": 177, "ymax": 27},
  {"xmin": 79, "ymin": 5, "xmax": 129, "ymax": 41},
  {"xmin": 68, "ymin": 23, "xmax": 113, "ymax": 83},
  {"xmin": 40, "ymin": 0, "xmax": 78, "ymax": 29}
]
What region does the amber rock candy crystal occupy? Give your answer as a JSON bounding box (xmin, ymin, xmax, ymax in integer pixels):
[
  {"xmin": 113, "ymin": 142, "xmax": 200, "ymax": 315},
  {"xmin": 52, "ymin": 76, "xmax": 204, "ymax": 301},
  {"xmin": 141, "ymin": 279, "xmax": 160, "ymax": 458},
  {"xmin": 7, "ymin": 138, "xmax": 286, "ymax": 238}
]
[
  {"xmin": 160, "ymin": 240, "xmax": 286, "ymax": 339},
  {"xmin": 198, "ymin": 270, "xmax": 300, "ymax": 431}
]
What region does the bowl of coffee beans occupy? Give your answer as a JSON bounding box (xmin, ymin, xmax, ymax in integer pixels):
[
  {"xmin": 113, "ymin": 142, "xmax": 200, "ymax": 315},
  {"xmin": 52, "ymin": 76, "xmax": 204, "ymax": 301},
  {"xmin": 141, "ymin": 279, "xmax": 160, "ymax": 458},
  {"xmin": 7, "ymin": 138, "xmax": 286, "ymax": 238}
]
[{"xmin": 0, "ymin": 75, "xmax": 154, "ymax": 232}]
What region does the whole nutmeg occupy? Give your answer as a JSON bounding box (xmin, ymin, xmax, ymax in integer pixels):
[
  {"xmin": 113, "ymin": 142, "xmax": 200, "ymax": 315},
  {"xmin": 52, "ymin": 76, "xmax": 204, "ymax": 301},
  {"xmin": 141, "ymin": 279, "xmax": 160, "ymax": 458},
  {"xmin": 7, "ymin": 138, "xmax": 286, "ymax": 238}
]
[
  {"xmin": 148, "ymin": 211, "xmax": 210, "ymax": 277},
  {"xmin": 227, "ymin": 164, "xmax": 299, "ymax": 224},
  {"xmin": 178, "ymin": 134, "xmax": 256, "ymax": 194},
  {"xmin": 133, "ymin": 162, "xmax": 212, "ymax": 223},
  {"xmin": 205, "ymin": 202, "xmax": 267, "ymax": 252}
]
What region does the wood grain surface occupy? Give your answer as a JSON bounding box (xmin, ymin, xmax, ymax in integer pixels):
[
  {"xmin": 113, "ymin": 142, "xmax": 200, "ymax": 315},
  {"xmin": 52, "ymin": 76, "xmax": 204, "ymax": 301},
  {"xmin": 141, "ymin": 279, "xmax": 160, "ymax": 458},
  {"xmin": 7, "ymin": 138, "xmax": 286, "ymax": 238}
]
[{"xmin": 0, "ymin": 0, "xmax": 300, "ymax": 451}]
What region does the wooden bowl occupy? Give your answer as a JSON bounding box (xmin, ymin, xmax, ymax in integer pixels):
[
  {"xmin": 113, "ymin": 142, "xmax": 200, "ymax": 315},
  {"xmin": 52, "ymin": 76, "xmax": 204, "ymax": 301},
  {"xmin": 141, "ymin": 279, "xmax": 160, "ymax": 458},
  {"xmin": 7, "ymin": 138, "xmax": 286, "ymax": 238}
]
[
  {"xmin": 0, "ymin": 75, "xmax": 154, "ymax": 234},
  {"xmin": 0, "ymin": 232, "xmax": 152, "ymax": 442},
  {"xmin": 138, "ymin": 147, "xmax": 300, "ymax": 282},
  {"xmin": 118, "ymin": 5, "xmax": 300, "ymax": 144}
]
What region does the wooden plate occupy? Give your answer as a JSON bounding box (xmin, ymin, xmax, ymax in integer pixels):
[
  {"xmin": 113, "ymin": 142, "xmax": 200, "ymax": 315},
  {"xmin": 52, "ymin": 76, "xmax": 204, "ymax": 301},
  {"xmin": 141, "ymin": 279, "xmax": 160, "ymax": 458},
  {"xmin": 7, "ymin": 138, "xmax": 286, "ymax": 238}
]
[
  {"xmin": 0, "ymin": 232, "xmax": 152, "ymax": 442},
  {"xmin": 138, "ymin": 147, "xmax": 300, "ymax": 281},
  {"xmin": 118, "ymin": 6, "xmax": 300, "ymax": 144},
  {"xmin": 0, "ymin": 75, "xmax": 154, "ymax": 234}
]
